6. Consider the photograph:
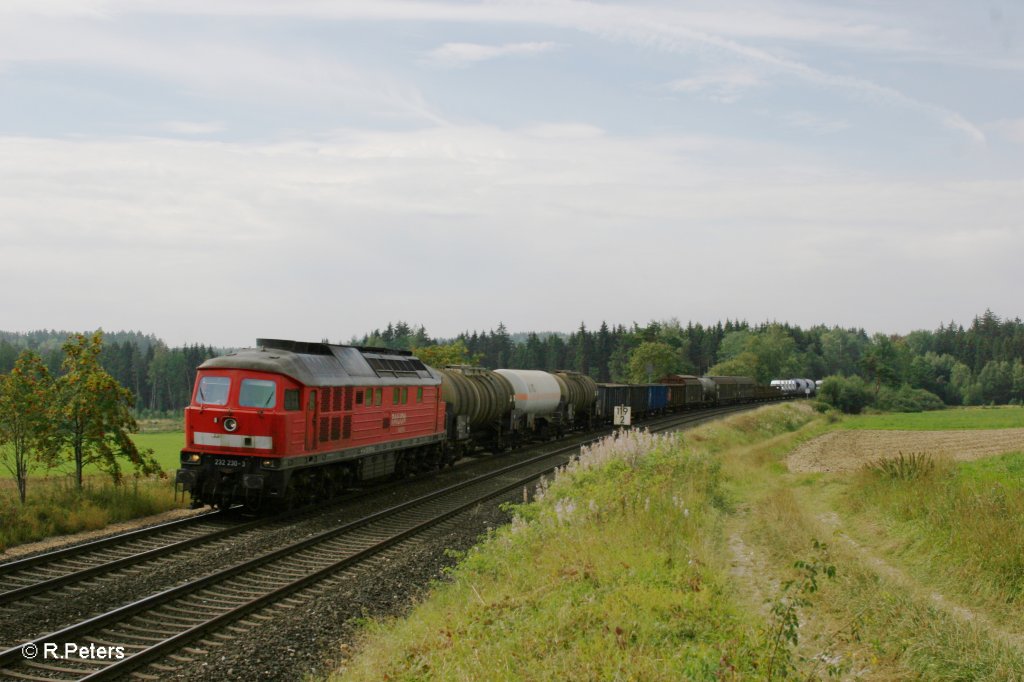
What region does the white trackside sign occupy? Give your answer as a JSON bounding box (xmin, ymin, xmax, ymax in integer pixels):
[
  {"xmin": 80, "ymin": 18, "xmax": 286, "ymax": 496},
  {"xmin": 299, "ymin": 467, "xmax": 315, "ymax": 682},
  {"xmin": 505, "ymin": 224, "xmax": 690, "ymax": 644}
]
[{"xmin": 613, "ymin": 405, "xmax": 631, "ymax": 426}]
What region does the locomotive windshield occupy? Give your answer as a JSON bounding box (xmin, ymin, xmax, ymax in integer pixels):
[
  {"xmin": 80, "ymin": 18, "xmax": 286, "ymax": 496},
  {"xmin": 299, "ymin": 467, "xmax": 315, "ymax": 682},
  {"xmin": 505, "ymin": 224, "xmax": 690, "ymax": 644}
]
[
  {"xmin": 239, "ymin": 378, "xmax": 277, "ymax": 408},
  {"xmin": 196, "ymin": 376, "xmax": 230, "ymax": 405}
]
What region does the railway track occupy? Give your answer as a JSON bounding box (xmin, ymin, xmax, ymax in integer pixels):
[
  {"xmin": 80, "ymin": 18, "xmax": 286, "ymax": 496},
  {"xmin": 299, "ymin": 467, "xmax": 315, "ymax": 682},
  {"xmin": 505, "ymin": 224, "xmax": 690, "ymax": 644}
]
[
  {"xmin": 0, "ymin": 405, "xmax": 750, "ymax": 681},
  {"xmin": 0, "ymin": 512, "xmax": 252, "ymax": 608},
  {"xmin": 0, "ymin": 403, "xmax": 736, "ymax": 614}
]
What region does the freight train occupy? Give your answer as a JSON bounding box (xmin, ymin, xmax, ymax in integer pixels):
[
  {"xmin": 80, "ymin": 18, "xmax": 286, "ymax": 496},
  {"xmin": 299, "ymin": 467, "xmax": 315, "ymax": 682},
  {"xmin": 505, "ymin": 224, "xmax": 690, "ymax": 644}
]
[{"xmin": 175, "ymin": 339, "xmax": 788, "ymax": 510}]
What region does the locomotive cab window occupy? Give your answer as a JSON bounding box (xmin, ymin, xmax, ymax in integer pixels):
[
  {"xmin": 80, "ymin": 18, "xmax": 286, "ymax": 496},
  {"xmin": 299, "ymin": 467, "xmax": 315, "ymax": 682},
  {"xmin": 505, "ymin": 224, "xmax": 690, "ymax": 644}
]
[
  {"xmin": 355, "ymin": 390, "xmax": 363, "ymax": 406},
  {"xmin": 417, "ymin": 387, "xmax": 423, "ymax": 403},
  {"xmin": 239, "ymin": 379, "xmax": 277, "ymax": 408},
  {"xmin": 375, "ymin": 388, "xmax": 382, "ymax": 406},
  {"xmin": 195, "ymin": 376, "xmax": 230, "ymax": 405}
]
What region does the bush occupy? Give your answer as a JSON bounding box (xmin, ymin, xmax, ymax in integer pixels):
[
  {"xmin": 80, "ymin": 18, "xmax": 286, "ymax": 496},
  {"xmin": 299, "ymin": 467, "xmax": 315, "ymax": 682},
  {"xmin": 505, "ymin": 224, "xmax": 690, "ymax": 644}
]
[
  {"xmin": 875, "ymin": 385, "xmax": 945, "ymax": 413},
  {"xmin": 818, "ymin": 375, "xmax": 872, "ymax": 414},
  {"xmin": 0, "ymin": 477, "xmax": 179, "ymax": 549}
]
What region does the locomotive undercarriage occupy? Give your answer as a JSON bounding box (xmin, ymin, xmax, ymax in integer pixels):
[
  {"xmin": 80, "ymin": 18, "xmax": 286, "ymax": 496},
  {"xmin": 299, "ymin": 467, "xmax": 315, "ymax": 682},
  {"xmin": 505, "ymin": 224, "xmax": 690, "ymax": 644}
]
[{"xmin": 176, "ymin": 443, "xmax": 454, "ymax": 513}]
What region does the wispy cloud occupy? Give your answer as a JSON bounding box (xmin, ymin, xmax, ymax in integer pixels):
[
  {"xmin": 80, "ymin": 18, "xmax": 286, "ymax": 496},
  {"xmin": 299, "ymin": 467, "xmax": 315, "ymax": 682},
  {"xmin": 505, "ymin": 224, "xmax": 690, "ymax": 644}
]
[
  {"xmin": 0, "ymin": 1, "xmax": 990, "ymax": 141},
  {"xmin": 668, "ymin": 68, "xmax": 764, "ymax": 103},
  {"xmin": 782, "ymin": 111, "xmax": 850, "ymax": 135},
  {"xmin": 160, "ymin": 120, "xmax": 225, "ymax": 135},
  {"xmin": 988, "ymin": 118, "xmax": 1024, "ymax": 145},
  {"xmin": 424, "ymin": 41, "xmax": 558, "ymax": 67}
]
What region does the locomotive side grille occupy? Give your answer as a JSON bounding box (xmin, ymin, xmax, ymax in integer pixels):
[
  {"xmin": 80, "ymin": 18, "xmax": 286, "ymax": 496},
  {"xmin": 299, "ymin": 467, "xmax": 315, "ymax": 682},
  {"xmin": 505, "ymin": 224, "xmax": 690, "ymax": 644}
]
[
  {"xmin": 330, "ymin": 416, "xmax": 341, "ymax": 440},
  {"xmin": 344, "ymin": 389, "xmax": 353, "ymax": 411},
  {"xmin": 319, "ymin": 416, "xmax": 330, "ymax": 442},
  {"xmin": 320, "ymin": 388, "xmax": 331, "ymax": 412},
  {"xmin": 332, "ymin": 387, "xmax": 343, "ymax": 412},
  {"xmin": 342, "ymin": 415, "xmax": 351, "ymax": 439}
]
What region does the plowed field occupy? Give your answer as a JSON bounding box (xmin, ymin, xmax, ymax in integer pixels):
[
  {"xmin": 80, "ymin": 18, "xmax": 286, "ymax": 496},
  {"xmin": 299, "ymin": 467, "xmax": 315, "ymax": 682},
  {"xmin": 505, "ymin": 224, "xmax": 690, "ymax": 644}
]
[{"xmin": 787, "ymin": 428, "xmax": 1024, "ymax": 473}]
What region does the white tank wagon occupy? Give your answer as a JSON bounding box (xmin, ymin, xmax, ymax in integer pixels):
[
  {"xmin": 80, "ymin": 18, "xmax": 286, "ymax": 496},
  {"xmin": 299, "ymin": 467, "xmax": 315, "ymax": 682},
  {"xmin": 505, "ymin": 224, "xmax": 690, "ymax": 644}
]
[
  {"xmin": 795, "ymin": 378, "xmax": 816, "ymax": 397},
  {"xmin": 698, "ymin": 377, "xmax": 718, "ymax": 402},
  {"xmin": 495, "ymin": 369, "xmax": 562, "ymax": 414},
  {"xmin": 771, "ymin": 379, "xmax": 799, "ymax": 396}
]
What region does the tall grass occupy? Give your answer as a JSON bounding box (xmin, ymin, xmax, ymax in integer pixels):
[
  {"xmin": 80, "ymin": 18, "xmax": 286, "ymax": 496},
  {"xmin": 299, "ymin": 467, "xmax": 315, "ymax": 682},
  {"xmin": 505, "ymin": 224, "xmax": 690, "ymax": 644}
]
[
  {"xmin": 743, "ymin": 441, "xmax": 1024, "ymax": 679},
  {"xmin": 334, "ymin": 405, "xmax": 821, "ymax": 682},
  {"xmin": 0, "ymin": 477, "xmax": 180, "ymax": 551},
  {"xmin": 847, "ymin": 451, "xmax": 1024, "ymax": 609}
]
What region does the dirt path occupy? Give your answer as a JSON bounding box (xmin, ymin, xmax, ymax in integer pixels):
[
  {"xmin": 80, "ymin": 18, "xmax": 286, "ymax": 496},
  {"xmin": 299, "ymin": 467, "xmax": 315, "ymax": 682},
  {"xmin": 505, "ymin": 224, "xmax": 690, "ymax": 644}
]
[
  {"xmin": 813, "ymin": 510, "xmax": 1024, "ymax": 653},
  {"xmin": 787, "ymin": 428, "xmax": 1024, "ymax": 473}
]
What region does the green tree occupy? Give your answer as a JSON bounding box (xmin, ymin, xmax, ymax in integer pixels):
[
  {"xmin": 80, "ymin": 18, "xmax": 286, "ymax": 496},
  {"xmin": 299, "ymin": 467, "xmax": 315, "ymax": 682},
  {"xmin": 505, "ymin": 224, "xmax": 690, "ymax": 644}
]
[
  {"xmin": 950, "ymin": 361, "xmax": 980, "ymax": 405},
  {"xmin": 977, "ymin": 360, "xmax": 1014, "ymax": 404},
  {"xmin": 0, "ymin": 351, "xmax": 53, "ymax": 503},
  {"xmin": 413, "ymin": 340, "xmax": 482, "ymax": 368},
  {"xmin": 818, "ymin": 375, "xmax": 872, "ymax": 414},
  {"xmin": 747, "ymin": 325, "xmax": 799, "ymax": 383},
  {"xmin": 861, "ymin": 334, "xmax": 901, "ymax": 395},
  {"xmin": 717, "ymin": 331, "xmax": 752, "ymax": 363},
  {"xmin": 53, "ymin": 333, "xmax": 160, "ymax": 488},
  {"xmin": 627, "ymin": 342, "xmax": 682, "ymax": 383},
  {"xmin": 707, "ymin": 351, "xmax": 759, "ymax": 379}
]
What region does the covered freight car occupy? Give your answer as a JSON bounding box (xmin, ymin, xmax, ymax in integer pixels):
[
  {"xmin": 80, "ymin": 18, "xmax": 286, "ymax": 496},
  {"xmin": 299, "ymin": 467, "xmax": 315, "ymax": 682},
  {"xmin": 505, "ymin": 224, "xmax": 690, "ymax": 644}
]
[
  {"xmin": 659, "ymin": 375, "xmax": 708, "ymax": 409},
  {"xmin": 706, "ymin": 376, "xmax": 756, "ymax": 404}
]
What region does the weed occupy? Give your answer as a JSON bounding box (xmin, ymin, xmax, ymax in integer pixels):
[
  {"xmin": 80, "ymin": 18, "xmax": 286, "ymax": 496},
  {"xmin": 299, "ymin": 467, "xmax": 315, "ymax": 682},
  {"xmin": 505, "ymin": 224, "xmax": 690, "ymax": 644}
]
[
  {"xmin": 763, "ymin": 539, "xmax": 837, "ymax": 680},
  {"xmin": 865, "ymin": 451, "xmax": 936, "ymax": 480}
]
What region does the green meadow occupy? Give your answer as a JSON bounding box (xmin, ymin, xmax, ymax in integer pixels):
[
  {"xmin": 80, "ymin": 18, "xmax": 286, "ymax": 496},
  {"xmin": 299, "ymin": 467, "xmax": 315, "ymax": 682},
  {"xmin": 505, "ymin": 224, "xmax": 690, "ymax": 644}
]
[{"xmin": 840, "ymin": 405, "xmax": 1024, "ymax": 430}]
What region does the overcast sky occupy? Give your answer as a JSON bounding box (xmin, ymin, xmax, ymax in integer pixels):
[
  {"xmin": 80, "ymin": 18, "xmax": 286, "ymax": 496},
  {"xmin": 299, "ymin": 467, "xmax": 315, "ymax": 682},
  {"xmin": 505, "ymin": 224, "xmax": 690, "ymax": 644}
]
[{"xmin": 1, "ymin": 1, "xmax": 1021, "ymax": 347}]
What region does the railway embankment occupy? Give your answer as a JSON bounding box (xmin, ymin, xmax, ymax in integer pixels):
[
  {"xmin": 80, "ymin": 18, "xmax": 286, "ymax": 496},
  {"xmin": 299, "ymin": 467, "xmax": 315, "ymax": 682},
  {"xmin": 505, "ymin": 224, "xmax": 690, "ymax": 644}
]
[
  {"xmin": 330, "ymin": 403, "xmax": 1024, "ymax": 681},
  {"xmin": 331, "ymin": 404, "xmax": 817, "ymax": 680}
]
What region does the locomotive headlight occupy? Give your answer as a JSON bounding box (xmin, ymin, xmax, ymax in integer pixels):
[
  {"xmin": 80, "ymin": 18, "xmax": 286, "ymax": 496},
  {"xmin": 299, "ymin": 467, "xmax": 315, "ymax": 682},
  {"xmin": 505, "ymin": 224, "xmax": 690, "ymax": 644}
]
[
  {"xmin": 186, "ymin": 453, "xmax": 201, "ymax": 463},
  {"xmin": 261, "ymin": 459, "xmax": 277, "ymax": 468},
  {"xmin": 223, "ymin": 417, "xmax": 238, "ymax": 432}
]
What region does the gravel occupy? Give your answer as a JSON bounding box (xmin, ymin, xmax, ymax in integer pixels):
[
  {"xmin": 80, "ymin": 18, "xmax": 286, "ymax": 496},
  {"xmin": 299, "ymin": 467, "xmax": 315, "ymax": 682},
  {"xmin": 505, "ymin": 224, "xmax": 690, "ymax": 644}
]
[
  {"xmin": 150, "ymin": 498, "xmax": 515, "ymax": 682},
  {"xmin": 0, "ymin": 447, "xmax": 558, "ymax": 650}
]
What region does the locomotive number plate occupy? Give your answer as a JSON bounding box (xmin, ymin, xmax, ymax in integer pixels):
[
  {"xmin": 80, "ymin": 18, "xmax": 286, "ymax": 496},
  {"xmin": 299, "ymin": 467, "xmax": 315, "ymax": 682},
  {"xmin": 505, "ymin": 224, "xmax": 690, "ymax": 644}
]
[{"xmin": 213, "ymin": 458, "xmax": 245, "ymax": 468}]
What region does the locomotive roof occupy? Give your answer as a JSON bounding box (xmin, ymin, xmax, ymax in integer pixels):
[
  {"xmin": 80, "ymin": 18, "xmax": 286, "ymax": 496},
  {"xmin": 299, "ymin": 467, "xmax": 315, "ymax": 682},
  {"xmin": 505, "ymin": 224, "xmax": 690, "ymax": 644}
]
[{"xmin": 198, "ymin": 339, "xmax": 441, "ymax": 387}]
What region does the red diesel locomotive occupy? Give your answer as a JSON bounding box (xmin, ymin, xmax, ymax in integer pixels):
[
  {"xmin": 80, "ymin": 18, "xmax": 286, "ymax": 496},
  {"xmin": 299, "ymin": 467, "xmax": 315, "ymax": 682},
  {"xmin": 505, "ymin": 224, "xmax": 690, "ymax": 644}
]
[{"xmin": 175, "ymin": 339, "xmax": 449, "ymax": 510}]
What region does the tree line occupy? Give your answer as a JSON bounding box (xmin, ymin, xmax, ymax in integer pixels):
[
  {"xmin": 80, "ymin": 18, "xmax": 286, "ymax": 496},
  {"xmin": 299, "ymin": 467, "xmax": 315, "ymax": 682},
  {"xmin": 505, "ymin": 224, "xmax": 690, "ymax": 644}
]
[
  {"xmin": 359, "ymin": 310, "xmax": 1024, "ymax": 410},
  {"xmin": 2, "ymin": 308, "xmax": 1021, "ymax": 501},
  {"xmin": 0, "ymin": 331, "xmax": 219, "ymax": 415}
]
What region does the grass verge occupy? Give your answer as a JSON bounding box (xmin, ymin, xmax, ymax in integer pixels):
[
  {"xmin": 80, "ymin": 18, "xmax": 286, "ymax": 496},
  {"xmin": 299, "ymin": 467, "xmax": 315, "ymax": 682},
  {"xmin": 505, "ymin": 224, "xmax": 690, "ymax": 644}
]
[
  {"xmin": 333, "ymin": 403, "xmax": 1024, "ymax": 681},
  {"xmin": 333, "ymin": 404, "xmax": 819, "ymax": 681},
  {"xmin": 0, "ymin": 476, "xmax": 181, "ymax": 552}
]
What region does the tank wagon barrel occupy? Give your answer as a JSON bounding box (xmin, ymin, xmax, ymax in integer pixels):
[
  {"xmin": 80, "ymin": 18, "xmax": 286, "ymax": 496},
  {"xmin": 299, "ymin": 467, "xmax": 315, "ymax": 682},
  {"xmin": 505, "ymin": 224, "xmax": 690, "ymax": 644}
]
[
  {"xmin": 435, "ymin": 366, "xmax": 513, "ymax": 427},
  {"xmin": 553, "ymin": 370, "xmax": 598, "ymax": 414}
]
